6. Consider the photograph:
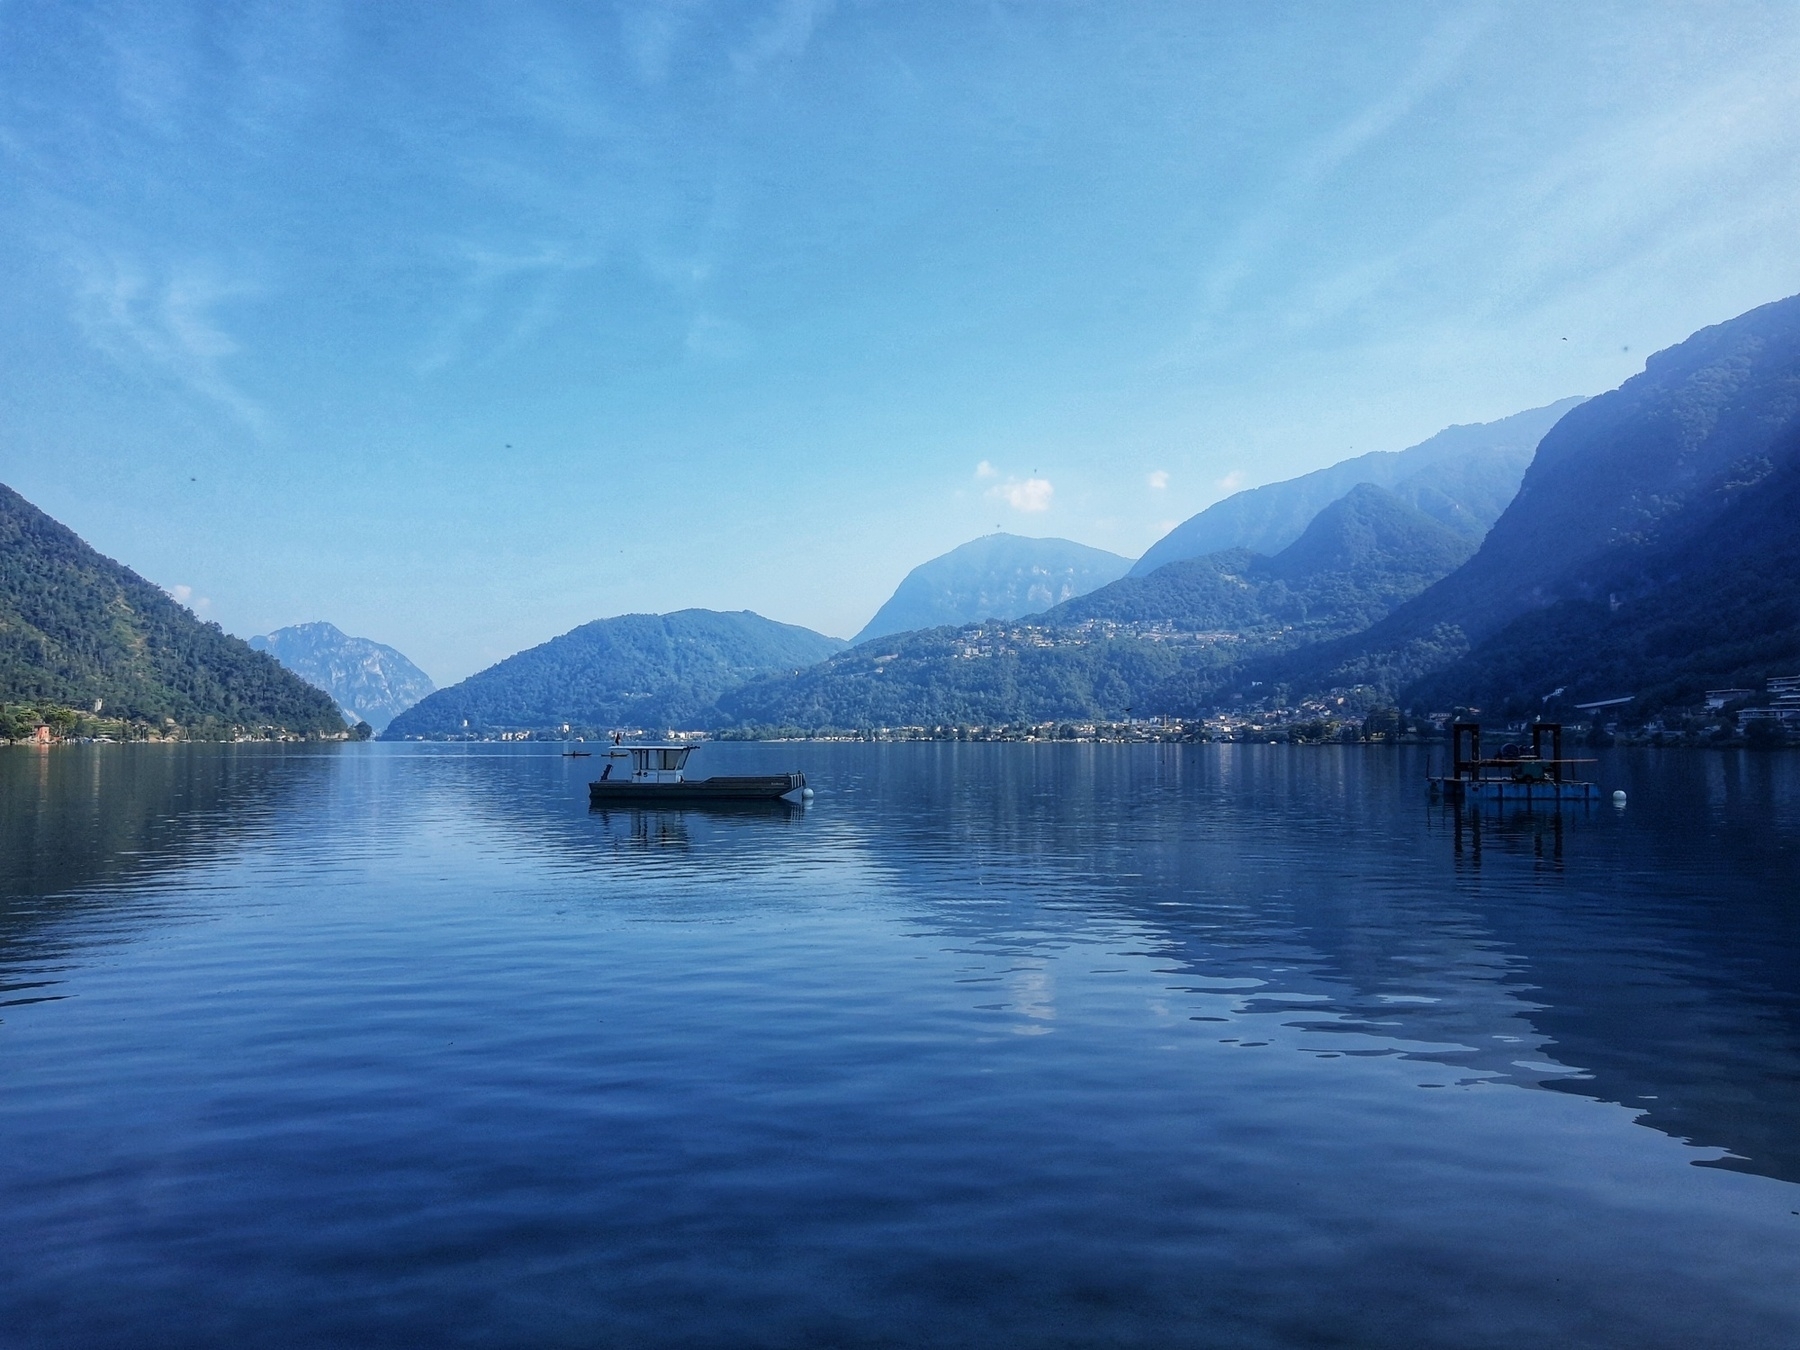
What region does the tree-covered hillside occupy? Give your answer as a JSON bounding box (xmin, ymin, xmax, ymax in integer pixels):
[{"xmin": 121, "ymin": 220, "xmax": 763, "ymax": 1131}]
[
  {"xmin": 383, "ymin": 609, "xmax": 845, "ymax": 737},
  {"xmin": 1406, "ymin": 422, "xmax": 1800, "ymax": 719},
  {"xmin": 0, "ymin": 483, "xmax": 346, "ymax": 737}
]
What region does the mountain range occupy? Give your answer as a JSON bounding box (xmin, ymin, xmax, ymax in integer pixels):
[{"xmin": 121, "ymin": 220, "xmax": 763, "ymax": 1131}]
[
  {"xmin": 383, "ymin": 609, "xmax": 846, "ymax": 738},
  {"xmin": 250, "ymin": 622, "xmax": 435, "ymax": 732},
  {"xmin": 1131, "ymin": 398, "xmax": 1584, "ymax": 575},
  {"xmin": 0, "ymin": 483, "xmax": 344, "ymax": 738},
  {"xmin": 855, "ymin": 534, "xmax": 1131, "ymax": 643},
  {"xmin": 1219, "ymin": 292, "xmax": 1800, "ymax": 719},
  {"xmin": 9, "ymin": 294, "xmax": 1794, "ymax": 740},
  {"xmin": 717, "ymin": 483, "xmax": 1478, "ymax": 729}
]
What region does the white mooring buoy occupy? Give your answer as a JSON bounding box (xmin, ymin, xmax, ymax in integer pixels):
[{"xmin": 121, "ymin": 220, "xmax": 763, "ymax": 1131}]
[
  {"xmin": 802, "ymin": 786, "xmax": 815, "ymax": 799},
  {"xmin": 1612, "ymin": 789, "xmax": 1627, "ymax": 806}
]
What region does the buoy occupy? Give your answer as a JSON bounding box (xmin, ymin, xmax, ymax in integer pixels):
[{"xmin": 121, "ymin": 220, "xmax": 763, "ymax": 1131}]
[
  {"xmin": 1612, "ymin": 790, "xmax": 1627, "ymax": 805},
  {"xmin": 802, "ymin": 787, "xmax": 815, "ymax": 799}
]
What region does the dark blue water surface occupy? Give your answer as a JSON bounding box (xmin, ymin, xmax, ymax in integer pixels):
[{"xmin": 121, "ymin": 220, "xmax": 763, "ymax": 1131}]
[{"xmin": 2, "ymin": 741, "xmax": 1798, "ymax": 1348}]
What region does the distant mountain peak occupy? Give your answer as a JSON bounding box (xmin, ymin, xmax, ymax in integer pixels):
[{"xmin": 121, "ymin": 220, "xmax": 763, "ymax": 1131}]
[
  {"xmin": 855, "ymin": 533, "xmax": 1131, "ymax": 643},
  {"xmin": 250, "ymin": 623, "xmax": 434, "ymax": 733}
]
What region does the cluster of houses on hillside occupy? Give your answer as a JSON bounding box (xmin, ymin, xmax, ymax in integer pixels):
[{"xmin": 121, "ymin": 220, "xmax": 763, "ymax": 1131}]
[{"xmin": 1706, "ymin": 675, "xmax": 1800, "ymax": 726}]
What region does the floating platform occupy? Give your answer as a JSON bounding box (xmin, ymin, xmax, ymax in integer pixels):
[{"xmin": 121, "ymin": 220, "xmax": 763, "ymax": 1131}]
[
  {"xmin": 1430, "ymin": 777, "xmax": 1601, "ymax": 803},
  {"xmin": 1429, "ymin": 721, "xmax": 1601, "ymax": 806}
]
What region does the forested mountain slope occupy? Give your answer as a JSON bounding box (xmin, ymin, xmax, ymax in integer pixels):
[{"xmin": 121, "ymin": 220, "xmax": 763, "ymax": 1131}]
[
  {"xmin": 0, "ymin": 483, "xmax": 345, "ymax": 736},
  {"xmin": 383, "ymin": 609, "xmax": 845, "ymax": 737},
  {"xmin": 1216, "ymin": 292, "xmax": 1800, "ymax": 712},
  {"xmin": 1407, "ymin": 421, "xmax": 1800, "ymax": 718}
]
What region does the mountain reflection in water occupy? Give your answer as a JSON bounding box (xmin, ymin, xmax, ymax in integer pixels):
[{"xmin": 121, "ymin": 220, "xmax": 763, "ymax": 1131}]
[{"xmin": 1, "ymin": 741, "xmax": 1796, "ymax": 1349}]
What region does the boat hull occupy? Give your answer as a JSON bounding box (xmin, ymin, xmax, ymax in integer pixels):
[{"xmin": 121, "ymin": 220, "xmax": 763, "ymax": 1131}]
[{"xmin": 589, "ymin": 772, "xmax": 806, "ymax": 804}]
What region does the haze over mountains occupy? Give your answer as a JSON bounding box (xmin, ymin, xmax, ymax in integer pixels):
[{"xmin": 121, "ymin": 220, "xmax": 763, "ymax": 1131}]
[
  {"xmin": 855, "ymin": 535, "xmax": 1131, "ymax": 643},
  {"xmin": 1275, "ymin": 292, "xmax": 1800, "ymax": 719},
  {"xmin": 1132, "ymin": 398, "xmax": 1584, "ymax": 574},
  {"xmin": 250, "ymin": 623, "xmax": 435, "ymax": 733},
  {"xmin": 719, "ymin": 482, "xmax": 1481, "ymax": 730},
  {"xmin": 6, "ymin": 295, "xmax": 1797, "ymax": 742}
]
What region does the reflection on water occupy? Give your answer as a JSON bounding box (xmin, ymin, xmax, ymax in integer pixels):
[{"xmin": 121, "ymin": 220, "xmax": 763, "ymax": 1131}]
[
  {"xmin": 1, "ymin": 741, "xmax": 1797, "ymax": 1348},
  {"xmin": 0, "ymin": 744, "xmax": 328, "ymax": 1009}
]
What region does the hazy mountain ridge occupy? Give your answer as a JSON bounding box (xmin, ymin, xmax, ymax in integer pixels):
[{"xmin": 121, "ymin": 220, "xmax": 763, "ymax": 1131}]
[
  {"xmin": 0, "ymin": 482, "xmax": 345, "ymax": 736},
  {"xmin": 251, "ymin": 622, "xmax": 435, "ymax": 732},
  {"xmin": 1130, "ymin": 397, "xmax": 1582, "ymax": 576},
  {"xmin": 1207, "ymin": 292, "xmax": 1800, "ymax": 715},
  {"xmin": 719, "ymin": 486, "xmax": 1476, "ymax": 729},
  {"xmin": 1406, "ymin": 419, "xmax": 1800, "ymax": 718},
  {"xmin": 383, "ymin": 608, "xmax": 846, "ymax": 737},
  {"xmin": 855, "ymin": 534, "xmax": 1131, "ymax": 644}
]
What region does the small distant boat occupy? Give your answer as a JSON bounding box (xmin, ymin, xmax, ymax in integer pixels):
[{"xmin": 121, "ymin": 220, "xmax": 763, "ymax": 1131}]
[
  {"xmin": 1428, "ymin": 722, "xmax": 1601, "ymax": 802},
  {"xmin": 589, "ymin": 742, "xmax": 809, "ymax": 804}
]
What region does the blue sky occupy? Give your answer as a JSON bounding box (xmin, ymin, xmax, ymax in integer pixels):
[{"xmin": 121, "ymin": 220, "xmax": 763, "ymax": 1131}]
[{"xmin": 3, "ymin": 1, "xmax": 1798, "ymax": 681}]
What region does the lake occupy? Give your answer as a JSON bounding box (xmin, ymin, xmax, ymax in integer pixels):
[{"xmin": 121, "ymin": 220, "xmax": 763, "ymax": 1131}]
[{"xmin": 2, "ymin": 741, "xmax": 1798, "ymax": 1348}]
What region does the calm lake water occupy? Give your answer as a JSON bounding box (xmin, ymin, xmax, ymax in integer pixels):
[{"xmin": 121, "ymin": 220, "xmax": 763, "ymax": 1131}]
[{"xmin": 2, "ymin": 741, "xmax": 1798, "ymax": 1348}]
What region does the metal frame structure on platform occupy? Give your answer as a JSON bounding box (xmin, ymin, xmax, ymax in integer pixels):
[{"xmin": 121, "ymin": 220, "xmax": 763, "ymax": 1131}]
[{"xmin": 1429, "ymin": 722, "xmax": 1601, "ymax": 803}]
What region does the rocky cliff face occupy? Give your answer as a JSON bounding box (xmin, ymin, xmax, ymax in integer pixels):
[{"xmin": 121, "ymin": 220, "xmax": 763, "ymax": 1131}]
[{"xmin": 250, "ymin": 622, "xmax": 435, "ymax": 732}]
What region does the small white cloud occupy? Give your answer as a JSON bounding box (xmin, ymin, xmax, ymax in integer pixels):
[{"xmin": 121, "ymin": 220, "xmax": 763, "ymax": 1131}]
[
  {"xmin": 164, "ymin": 584, "xmax": 212, "ymax": 614},
  {"xmin": 974, "ymin": 460, "xmax": 999, "ymax": 480},
  {"xmin": 1215, "ymin": 470, "xmax": 1247, "ymax": 494},
  {"xmin": 1147, "ymin": 469, "xmax": 1170, "ymax": 491},
  {"xmin": 988, "ymin": 477, "xmax": 1054, "ymax": 513}
]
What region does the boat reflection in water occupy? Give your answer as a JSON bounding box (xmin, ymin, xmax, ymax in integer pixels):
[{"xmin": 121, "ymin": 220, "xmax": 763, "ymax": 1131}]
[{"xmin": 589, "ymin": 797, "xmax": 806, "ymax": 853}]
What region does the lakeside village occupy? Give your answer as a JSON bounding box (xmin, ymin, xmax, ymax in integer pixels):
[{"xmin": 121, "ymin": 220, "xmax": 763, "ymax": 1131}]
[
  {"xmin": 7, "ymin": 676, "xmax": 1800, "ymax": 748},
  {"xmin": 0, "ymin": 702, "xmax": 376, "ymax": 745}
]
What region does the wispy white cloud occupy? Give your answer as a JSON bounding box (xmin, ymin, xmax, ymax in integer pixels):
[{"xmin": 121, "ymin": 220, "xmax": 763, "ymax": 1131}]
[
  {"xmin": 620, "ymin": 0, "xmax": 713, "ymax": 85},
  {"xmin": 733, "ymin": 0, "xmax": 836, "ymax": 78},
  {"xmin": 1186, "ymin": 8, "xmax": 1493, "ymax": 330},
  {"xmin": 1147, "ymin": 469, "xmax": 1169, "ymax": 490},
  {"xmin": 988, "ymin": 476, "xmax": 1053, "ymax": 513},
  {"xmin": 974, "ymin": 459, "xmax": 998, "ymax": 479},
  {"xmin": 1215, "ymin": 470, "xmax": 1246, "ymax": 494},
  {"xmin": 417, "ymin": 241, "xmax": 597, "ymax": 373},
  {"xmin": 71, "ymin": 252, "xmax": 268, "ymax": 432}
]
